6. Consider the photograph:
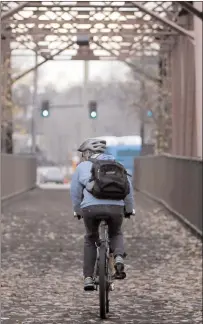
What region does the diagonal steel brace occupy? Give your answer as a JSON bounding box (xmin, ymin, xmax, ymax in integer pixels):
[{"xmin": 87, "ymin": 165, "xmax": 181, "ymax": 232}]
[
  {"xmin": 12, "ymin": 42, "xmax": 74, "ymax": 84},
  {"xmin": 95, "ymin": 41, "xmax": 161, "ymax": 84},
  {"xmin": 1, "ymin": 2, "xmax": 29, "ymax": 21}
]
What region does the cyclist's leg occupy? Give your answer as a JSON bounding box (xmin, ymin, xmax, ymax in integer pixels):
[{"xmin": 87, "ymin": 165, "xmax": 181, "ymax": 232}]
[
  {"xmin": 107, "ymin": 206, "xmax": 126, "ymax": 278},
  {"xmin": 107, "ymin": 206, "xmax": 125, "ymax": 258},
  {"xmin": 82, "ymin": 207, "xmax": 100, "ymax": 279}
]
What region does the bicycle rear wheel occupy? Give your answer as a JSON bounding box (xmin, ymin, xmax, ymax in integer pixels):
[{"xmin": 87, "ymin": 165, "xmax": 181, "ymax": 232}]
[{"xmin": 99, "ymin": 244, "xmax": 107, "ymax": 319}]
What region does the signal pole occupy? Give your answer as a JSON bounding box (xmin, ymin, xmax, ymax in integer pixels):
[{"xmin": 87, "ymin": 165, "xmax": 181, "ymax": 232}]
[
  {"xmin": 92, "ymin": 119, "xmax": 96, "ymax": 137},
  {"xmin": 140, "ymin": 80, "xmax": 146, "ymax": 146},
  {"xmin": 83, "ymin": 60, "xmax": 89, "ymax": 137},
  {"xmin": 31, "ymin": 50, "xmax": 38, "ymax": 154}
]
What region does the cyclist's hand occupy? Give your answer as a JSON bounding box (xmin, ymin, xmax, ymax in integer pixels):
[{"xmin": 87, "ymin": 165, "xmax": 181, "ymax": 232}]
[
  {"xmin": 74, "ymin": 211, "xmax": 83, "ymax": 220},
  {"xmin": 125, "ymin": 209, "xmax": 136, "ymax": 218}
]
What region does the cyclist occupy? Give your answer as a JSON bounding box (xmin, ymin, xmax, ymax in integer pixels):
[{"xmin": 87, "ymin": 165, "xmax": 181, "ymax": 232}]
[{"xmin": 70, "ymin": 138, "xmax": 135, "ymax": 291}]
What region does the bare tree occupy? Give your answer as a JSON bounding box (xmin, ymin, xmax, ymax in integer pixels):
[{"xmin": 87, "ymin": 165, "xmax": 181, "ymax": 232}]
[
  {"xmin": 1, "ymin": 57, "xmax": 13, "ymax": 153},
  {"xmin": 1, "ymin": 55, "xmax": 35, "ymax": 153},
  {"xmin": 128, "ymin": 55, "xmax": 172, "ymax": 154}
]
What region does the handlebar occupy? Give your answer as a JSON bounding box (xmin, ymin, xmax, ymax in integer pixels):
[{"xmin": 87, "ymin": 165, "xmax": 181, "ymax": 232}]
[
  {"xmin": 124, "ymin": 208, "xmax": 135, "ymax": 218},
  {"xmin": 74, "ymin": 212, "xmax": 83, "ymax": 220}
]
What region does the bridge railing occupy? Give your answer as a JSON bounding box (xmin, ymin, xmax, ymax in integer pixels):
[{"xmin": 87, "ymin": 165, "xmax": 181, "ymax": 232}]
[
  {"xmin": 134, "ymin": 154, "xmax": 202, "ymax": 235},
  {"xmin": 1, "ymin": 154, "xmax": 37, "ymax": 200}
]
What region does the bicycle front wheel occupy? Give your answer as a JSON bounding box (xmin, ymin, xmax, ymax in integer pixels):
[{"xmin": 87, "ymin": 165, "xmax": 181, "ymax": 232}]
[{"xmin": 99, "ymin": 244, "xmax": 107, "ymax": 319}]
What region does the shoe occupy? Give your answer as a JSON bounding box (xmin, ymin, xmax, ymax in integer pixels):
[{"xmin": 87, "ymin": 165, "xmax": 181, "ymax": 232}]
[
  {"xmin": 114, "ymin": 255, "xmax": 126, "ymax": 280},
  {"xmin": 84, "ymin": 277, "xmax": 95, "ymax": 291}
]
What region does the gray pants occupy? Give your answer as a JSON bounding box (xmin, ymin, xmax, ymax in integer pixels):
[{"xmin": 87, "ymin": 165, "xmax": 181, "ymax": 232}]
[{"xmin": 82, "ymin": 205, "xmax": 125, "ymax": 278}]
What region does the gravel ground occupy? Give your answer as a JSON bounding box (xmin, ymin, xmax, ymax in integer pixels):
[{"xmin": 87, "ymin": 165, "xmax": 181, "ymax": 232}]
[{"xmin": 1, "ymin": 189, "xmax": 202, "ymax": 323}]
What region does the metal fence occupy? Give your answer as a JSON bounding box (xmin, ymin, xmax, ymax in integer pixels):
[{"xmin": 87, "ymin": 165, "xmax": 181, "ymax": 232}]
[
  {"xmin": 134, "ymin": 154, "xmax": 202, "ymax": 235},
  {"xmin": 1, "ymin": 154, "xmax": 37, "ymax": 200}
]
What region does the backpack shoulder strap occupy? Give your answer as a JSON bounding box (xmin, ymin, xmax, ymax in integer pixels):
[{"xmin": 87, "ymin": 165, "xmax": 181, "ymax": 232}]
[{"xmin": 88, "ymin": 157, "xmax": 97, "ymax": 164}]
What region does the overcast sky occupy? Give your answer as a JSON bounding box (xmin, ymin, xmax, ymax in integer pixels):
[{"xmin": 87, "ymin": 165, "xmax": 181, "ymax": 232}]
[{"xmin": 40, "ymin": 60, "xmax": 130, "ymax": 89}]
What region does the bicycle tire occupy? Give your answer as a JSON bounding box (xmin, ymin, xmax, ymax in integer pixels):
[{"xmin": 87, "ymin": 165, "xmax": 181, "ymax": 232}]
[
  {"xmin": 106, "ymin": 287, "xmax": 109, "ymax": 313},
  {"xmin": 99, "ymin": 244, "xmax": 107, "ymax": 319}
]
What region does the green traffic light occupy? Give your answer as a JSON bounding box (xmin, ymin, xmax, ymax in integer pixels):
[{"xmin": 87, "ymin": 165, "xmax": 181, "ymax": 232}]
[
  {"xmin": 147, "ymin": 110, "xmax": 152, "ymax": 117},
  {"xmin": 90, "ymin": 111, "xmax": 97, "ymax": 118},
  {"xmin": 42, "ymin": 109, "xmax": 49, "ymax": 117}
]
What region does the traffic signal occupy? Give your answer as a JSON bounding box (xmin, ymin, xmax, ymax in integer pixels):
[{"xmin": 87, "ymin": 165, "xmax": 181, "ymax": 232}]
[
  {"xmin": 41, "ymin": 100, "xmax": 50, "ymax": 117},
  {"xmin": 89, "ymin": 101, "xmax": 97, "ymax": 119},
  {"xmin": 147, "ymin": 110, "xmax": 153, "ymax": 117}
]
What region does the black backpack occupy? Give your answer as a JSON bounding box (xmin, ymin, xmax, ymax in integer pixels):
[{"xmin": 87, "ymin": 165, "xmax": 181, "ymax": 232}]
[{"xmin": 86, "ymin": 158, "xmax": 130, "ymax": 200}]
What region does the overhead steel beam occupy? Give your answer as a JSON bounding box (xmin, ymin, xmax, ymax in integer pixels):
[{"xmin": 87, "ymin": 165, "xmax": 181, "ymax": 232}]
[
  {"xmin": 177, "ymin": 1, "xmax": 203, "ymax": 21},
  {"xmin": 3, "ymin": 30, "xmax": 178, "ymax": 37},
  {"xmin": 12, "ymin": 42, "xmax": 74, "ymax": 84},
  {"xmin": 94, "ymin": 41, "xmax": 160, "ymax": 84},
  {"xmin": 23, "ymin": 2, "xmax": 139, "ymax": 9},
  {"xmin": 131, "ymin": 1, "xmax": 194, "ymax": 39},
  {"xmin": 8, "ymin": 18, "xmax": 145, "ymax": 25},
  {"xmin": 1, "ymin": 2, "xmax": 29, "ymax": 21}
]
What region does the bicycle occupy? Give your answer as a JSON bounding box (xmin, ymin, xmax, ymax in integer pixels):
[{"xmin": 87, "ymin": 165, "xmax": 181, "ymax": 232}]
[
  {"xmin": 94, "ymin": 219, "xmax": 114, "ymax": 319},
  {"xmin": 74, "ymin": 210, "xmax": 135, "ymax": 319}
]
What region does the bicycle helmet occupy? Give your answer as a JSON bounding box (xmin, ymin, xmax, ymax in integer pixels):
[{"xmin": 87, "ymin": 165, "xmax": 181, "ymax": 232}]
[{"xmin": 78, "ymin": 138, "xmax": 106, "ymax": 153}]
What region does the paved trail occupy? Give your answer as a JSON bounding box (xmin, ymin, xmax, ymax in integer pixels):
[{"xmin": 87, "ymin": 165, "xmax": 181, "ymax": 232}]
[{"xmin": 1, "ymin": 189, "xmax": 202, "ymax": 323}]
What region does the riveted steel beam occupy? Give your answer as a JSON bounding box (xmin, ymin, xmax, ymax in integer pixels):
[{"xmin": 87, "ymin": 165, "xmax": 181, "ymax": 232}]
[
  {"xmin": 131, "ymin": 1, "xmax": 194, "ymax": 39},
  {"xmin": 177, "ymin": 1, "xmax": 203, "ymax": 21},
  {"xmin": 1, "ymin": 2, "xmax": 29, "ymax": 21}
]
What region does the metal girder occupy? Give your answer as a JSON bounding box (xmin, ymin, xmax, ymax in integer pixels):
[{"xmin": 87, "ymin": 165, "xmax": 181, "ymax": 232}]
[
  {"xmin": 12, "ymin": 42, "xmax": 74, "ymax": 84},
  {"xmin": 4, "ymin": 30, "xmax": 178, "ymax": 38},
  {"xmin": 177, "ymin": 1, "xmax": 203, "ymax": 21},
  {"xmin": 2, "ymin": 1, "xmax": 186, "ymax": 64},
  {"xmin": 95, "ymin": 41, "xmax": 160, "ymax": 84},
  {"xmin": 2, "ymin": 1, "xmax": 182, "ymax": 60},
  {"xmin": 9, "ymin": 18, "xmax": 144, "ymax": 25},
  {"xmin": 1, "ymin": 2, "xmax": 30, "ymax": 21},
  {"xmin": 131, "ymin": 1, "xmax": 194, "ymax": 39}
]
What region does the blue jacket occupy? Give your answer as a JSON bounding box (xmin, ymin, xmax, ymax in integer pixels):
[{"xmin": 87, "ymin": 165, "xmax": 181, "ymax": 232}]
[{"xmin": 70, "ymin": 153, "xmax": 135, "ymax": 213}]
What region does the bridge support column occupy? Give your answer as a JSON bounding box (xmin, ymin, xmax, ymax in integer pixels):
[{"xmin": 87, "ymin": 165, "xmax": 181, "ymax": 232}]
[{"xmin": 194, "ymin": 2, "xmax": 202, "ymax": 159}]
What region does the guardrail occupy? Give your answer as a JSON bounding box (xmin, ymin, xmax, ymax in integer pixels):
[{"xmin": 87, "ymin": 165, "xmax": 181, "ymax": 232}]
[
  {"xmin": 134, "ymin": 154, "xmax": 202, "ymax": 236},
  {"xmin": 1, "ymin": 154, "xmax": 37, "ymax": 200}
]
